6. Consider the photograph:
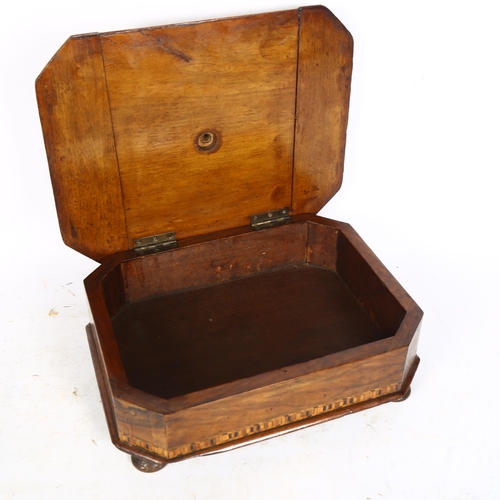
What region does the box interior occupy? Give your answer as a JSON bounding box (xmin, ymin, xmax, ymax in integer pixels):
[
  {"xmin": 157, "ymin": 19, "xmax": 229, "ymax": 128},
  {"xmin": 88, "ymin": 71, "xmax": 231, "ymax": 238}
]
[{"xmin": 103, "ymin": 221, "xmax": 406, "ymax": 400}]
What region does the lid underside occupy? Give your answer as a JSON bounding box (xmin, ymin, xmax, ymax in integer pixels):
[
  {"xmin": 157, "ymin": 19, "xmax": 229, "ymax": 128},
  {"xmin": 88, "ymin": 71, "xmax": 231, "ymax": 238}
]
[{"xmin": 36, "ymin": 6, "xmax": 353, "ymax": 262}]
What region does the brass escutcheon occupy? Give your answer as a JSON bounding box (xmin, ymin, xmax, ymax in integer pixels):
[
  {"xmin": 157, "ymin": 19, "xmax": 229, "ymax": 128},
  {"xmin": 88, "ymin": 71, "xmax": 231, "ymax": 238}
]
[{"xmin": 195, "ymin": 130, "xmax": 221, "ymax": 153}]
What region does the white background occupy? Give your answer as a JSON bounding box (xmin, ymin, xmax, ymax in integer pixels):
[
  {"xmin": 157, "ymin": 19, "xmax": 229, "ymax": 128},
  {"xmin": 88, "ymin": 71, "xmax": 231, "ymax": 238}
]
[{"xmin": 1, "ymin": 0, "xmax": 499, "ymax": 498}]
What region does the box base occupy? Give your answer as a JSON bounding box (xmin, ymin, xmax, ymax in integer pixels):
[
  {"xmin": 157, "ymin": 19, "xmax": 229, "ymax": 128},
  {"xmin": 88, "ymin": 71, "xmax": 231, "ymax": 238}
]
[{"xmin": 84, "ymin": 216, "xmax": 422, "ymax": 471}]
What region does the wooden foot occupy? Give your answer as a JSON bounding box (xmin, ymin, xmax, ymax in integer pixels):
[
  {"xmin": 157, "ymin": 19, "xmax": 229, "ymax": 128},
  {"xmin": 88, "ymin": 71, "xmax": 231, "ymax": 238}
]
[
  {"xmin": 131, "ymin": 455, "xmax": 167, "ymax": 473},
  {"xmin": 394, "ymin": 386, "xmax": 411, "ymax": 402}
]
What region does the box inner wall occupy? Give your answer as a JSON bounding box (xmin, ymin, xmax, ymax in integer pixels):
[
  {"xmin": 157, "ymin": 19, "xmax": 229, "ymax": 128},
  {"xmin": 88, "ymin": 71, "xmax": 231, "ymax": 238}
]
[{"xmin": 109, "ymin": 222, "xmax": 400, "ymax": 400}]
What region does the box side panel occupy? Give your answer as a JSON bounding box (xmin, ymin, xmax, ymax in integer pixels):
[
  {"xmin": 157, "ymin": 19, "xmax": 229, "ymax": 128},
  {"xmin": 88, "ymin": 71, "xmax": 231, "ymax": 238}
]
[
  {"xmin": 336, "ymin": 230, "xmax": 406, "ymax": 334},
  {"xmin": 85, "ymin": 259, "xmax": 129, "ymax": 382},
  {"xmin": 306, "ymin": 221, "xmax": 339, "ymax": 269},
  {"xmin": 36, "ymin": 35, "xmax": 129, "ymax": 262},
  {"xmin": 295, "ymin": 215, "xmax": 423, "ymax": 352},
  {"xmin": 122, "ymin": 222, "xmax": 309, "ymax": 301},
  {"xmin": 113, "ymin": 398, "xmax": 169, "ymax": 457},
  {"xmin": 101, "ymin": 264, "xmax": 126, "ymax": 317},
  {"xmin": 401, "ymin": 314, "xmax": 422, "ymax": 381}
]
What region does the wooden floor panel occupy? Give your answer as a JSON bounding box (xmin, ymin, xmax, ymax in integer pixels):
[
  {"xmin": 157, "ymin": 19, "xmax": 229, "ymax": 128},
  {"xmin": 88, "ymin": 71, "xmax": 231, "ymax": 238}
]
[{"xmin": 112, "ymin": 265, "xmax": 392, "ymax": 399}]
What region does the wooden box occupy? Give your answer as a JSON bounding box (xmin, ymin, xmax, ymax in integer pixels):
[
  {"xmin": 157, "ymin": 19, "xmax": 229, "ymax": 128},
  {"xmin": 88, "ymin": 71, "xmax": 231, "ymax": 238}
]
[{"xmin": 36, "ymin": 6, "xmax": 423, "ymax": 472}]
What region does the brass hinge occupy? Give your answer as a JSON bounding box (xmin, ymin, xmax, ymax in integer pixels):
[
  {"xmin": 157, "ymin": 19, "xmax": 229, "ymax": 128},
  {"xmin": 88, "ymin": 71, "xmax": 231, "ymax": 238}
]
[
  {"xmin": 134, "ymin": 231, "xmax": 178, "ymax": 255},
  {"xmin": 250, "ymin": 207, "xmax": 291, "ymax": 231}
]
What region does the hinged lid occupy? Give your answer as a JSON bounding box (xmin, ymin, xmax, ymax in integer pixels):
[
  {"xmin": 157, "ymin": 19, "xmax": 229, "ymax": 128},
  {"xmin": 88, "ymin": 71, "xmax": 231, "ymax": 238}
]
[{"xmin": 36, "ymin": 5, "xmax": 353, "ymax": 262}]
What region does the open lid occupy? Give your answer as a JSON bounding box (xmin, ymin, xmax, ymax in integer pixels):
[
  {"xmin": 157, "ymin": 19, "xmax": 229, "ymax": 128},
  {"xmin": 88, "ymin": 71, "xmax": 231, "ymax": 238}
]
[{"xmin": 36, "ymin": 5, "xmax": 353, "ymax": 262}]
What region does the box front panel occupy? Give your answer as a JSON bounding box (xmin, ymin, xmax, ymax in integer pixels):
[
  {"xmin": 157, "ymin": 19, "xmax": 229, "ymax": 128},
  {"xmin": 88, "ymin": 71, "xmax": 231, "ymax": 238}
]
[{"xmin": 118, "ymin": 349, "xmax": 406, "ymax": 460}]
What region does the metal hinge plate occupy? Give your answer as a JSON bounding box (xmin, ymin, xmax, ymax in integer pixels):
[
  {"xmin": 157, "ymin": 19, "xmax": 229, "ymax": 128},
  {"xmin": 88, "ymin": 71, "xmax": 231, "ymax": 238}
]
[
  {"xmin": 250, "ymin": 207, "xmax": 291, "ymax": 231},
  {"xmin": 134, "ymin": 231, "xmax": 178, "ymax": 255}
]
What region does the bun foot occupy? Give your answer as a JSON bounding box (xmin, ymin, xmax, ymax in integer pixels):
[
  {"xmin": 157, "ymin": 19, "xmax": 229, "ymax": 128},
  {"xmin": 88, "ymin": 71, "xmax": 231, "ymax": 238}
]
[
  {"xmin": 395, "ymin": 387, "xmax": 411, "ymax": 402},
  {"xmin": 131, "ymin": 455, "xmax": 167, "ymax": 473}
]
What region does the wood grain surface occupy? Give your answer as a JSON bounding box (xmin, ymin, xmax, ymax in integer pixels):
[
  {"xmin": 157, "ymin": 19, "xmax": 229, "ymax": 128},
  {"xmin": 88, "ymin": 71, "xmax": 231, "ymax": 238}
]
[
  {"xmin": 101, "ymin": 9, "xmax": 298, "ymax": 244},
  {"xmin": 293, "ymin": 6, "xmax": 353, "ymax": 214},
  {"xmin": 37, "ymin": 6, "xmax": 353, "ymax": 261},
  {"xmin": 36, "ymin": 35, "xmax": 129, "ymax": 261}
]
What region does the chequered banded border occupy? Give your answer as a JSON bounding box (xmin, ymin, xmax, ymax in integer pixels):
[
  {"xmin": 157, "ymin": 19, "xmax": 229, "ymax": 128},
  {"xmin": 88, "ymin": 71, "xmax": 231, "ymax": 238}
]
[{"xmin": 119, "ymin": 383, "xmax": 400, "ymax": 460}]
